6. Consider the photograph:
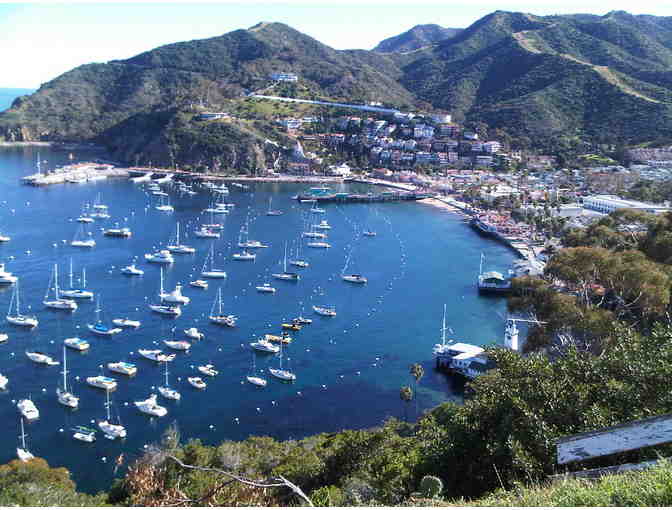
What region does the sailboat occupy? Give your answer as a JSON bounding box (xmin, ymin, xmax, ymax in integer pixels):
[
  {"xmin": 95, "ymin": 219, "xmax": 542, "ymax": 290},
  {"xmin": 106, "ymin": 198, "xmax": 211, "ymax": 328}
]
[
  {"xmin": 432, "ymin": 304, "xmax": 452, "ymax": 356},
  {"xmin": 302, "ymin": 216, "xmax": 327, "ymax": 239},
  {"xmin": 77, "ymin": 203, "xmax": 94, "ymax": 223},
  {"xmin": 26, "ymin": 349, "xmax": 59, "ymax": 365},
  {"xmin": 288, "ymin": 239, "xmax": 309, "ymax": 268},
  {"xmin": 200, "ymin": 243, "xmax": 227, "ymax": 279},
  {"xmin": 87, "ymin": 295, "xmax": 122, "ymax": 336},
  {"xmin": 98, "ymin": 389, "xmax": 126, "ymax": 439},
  {"xmin": 163, "ymin": 327, "xmax": 191, "ymax": 351},
  {"xmin": 103, "ymin": 223, "xmax": 132, "ymax": 237},
  {"xmin": 341, "ymin": 253, "xmax": 367, "ymax": 284},
  {"xmin": 70, "ymin": 223, "xmax": 96, "ymax": 248},
  {"xmin": 7, "ymin": 280, "xmax": 38, "ymax": 327},
  {"xmin": 155, "ymin": 195, "xmax": 174, "ymax": 212},
  {"xmin": 17, "ymin": 397, "xmax": 39, "ymax": 420},
  {"xmin": 56, "ymin": 346, "xmax": 79, "ymax": 408},
  {"xmin": 16, "ymin": 417, "xmax": 34, "ymax": 462},
  {"xmin": 269, "ymin": 340, "xmax": 296, "ymax": 381},
  {"xmin": 0, "ymin": 263, "xmax": 17, "ymax": 284},
  {"xmin": 272, "ymin": 242, "xmax": 300, "ymax": 281},
  {"xmin": 90, "ymin": 193, "xmax": 110, "ymax": 218},
  {"xmin": 246, "ymin": 353, "xmax": 267, "ymax": 387},
  {"xmin": 266, "ymin": 197, "xmax": 283, "ymax": 216},
  {"xmin": 237, "ymin": 223, "xmax": 268, "ymax": 249},
  {"xmin": 209, "ymin": 287, "xmax": 237, "ymax": 327},
  {"xmin": 149, "ymin": 268, "xmax": 182, "ymax": 316},
  {"xmin": 157, "ymin": 360, "xmax": 181, "ymax": 400},
  {"xmin": 60, "ymin": 259, "xmax": 94, "ymax": 299},
  {"xmin": 160, "ymin": 280, "xmax": 191, "ymax": 304},
  {"xmin": 167, "ymin": 222, "xmax": 195, "ymax": 254},
  {"xmin": 44, "ymin": 264, "xmax": 77, "ymax": 311}
]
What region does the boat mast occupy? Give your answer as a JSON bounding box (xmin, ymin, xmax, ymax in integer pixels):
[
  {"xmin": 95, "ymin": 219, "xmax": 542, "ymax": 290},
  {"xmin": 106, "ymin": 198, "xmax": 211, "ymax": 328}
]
[
  {"xmin": 479, "ymin": 252, "xmax": 484, "ymax": 277},
  {"xmin": 159, "ymin": 267, "xmax": 164, "ymax": 301},
  {"xmin": 69, "ymin": 258, "xmax": 74, "ymax": 289},
  {"xmin": 441, "ymin": 303, "xmax": 447, "ymax": 347},
  {"xmin": 283, "ymin": 242, "xmax": 288, "ymax": 273},
  {"xmin": 176, "ymin": 222, "xmax": 180, "ymax": 245},
  {"xmin": 105, "ymin": 389, "xmax": 111, "ymax": 421},
  {"xmin": 62, "ymin": 345, "xmax": 68, "ymax": 393},
  {"xmin": 54, "ymin": 264, "xmax": 60, "ymax": 300},
  {"xmin": 95, "ymin": 295, "xmax": 101, "ymax": 323},
  {"xmin": 20, "ymin": 417, "xmax": 27, "ymax": 450}
]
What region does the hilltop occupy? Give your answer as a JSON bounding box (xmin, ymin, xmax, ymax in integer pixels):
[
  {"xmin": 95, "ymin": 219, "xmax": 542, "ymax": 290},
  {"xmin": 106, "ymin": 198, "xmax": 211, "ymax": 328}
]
[
  {"xmin": 373, "ymin": 24, "xmax": 462, "ymax": 53},
  {"xmin": 3, "ymin": 11, "xmax": 672, "ymax": 169}
]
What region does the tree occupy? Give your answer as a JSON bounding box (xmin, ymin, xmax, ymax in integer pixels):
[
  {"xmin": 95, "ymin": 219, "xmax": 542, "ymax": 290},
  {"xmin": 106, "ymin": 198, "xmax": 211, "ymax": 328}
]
[
  {"xmin": 410, "ymin": 363, "xmax": 424, "ymax": 418},
  {"xmin": 400, "ymin": 386, "xmax": 413, "ymax": 422}
]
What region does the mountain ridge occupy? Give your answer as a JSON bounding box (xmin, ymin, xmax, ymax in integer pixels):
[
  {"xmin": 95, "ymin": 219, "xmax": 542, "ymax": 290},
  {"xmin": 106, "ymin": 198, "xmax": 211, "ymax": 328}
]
[{"xmin": 4, "ymin": 12, "xmax": 672, "ymax": 169}]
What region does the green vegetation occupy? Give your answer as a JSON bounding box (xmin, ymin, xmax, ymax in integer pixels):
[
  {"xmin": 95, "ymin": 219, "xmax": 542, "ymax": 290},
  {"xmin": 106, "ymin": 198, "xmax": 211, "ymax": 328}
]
[
  {"xmin": 4, "ymin": 12, "xmax": 672, "ymax": 168},
  {"xmin": 455, "ymin": 460, "xmax": 672, "ymax": 506}
]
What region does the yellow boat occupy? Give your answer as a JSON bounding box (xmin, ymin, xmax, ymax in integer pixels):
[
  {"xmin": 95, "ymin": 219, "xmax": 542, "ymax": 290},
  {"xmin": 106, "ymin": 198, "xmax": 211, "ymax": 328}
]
[
  {"xmin": 281, "ymin": 323, "xmax": 302, "ymax": 331},
  {"xmin": 264, "ymin": 333, "xmax": 292, "ymax": 344}
]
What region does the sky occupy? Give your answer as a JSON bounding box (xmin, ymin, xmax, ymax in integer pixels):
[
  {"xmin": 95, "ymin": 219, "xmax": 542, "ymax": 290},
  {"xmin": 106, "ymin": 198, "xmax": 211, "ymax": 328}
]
[{"xmin": 2, "ymin": 0, "xmax": 672, "ymax": 88}]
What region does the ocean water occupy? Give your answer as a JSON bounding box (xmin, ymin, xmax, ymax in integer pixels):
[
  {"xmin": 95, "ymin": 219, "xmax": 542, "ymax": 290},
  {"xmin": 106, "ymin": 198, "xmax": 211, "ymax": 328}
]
[{"xmin": 0, "ymin": 152, "xmax": 516, "ymax": 493}]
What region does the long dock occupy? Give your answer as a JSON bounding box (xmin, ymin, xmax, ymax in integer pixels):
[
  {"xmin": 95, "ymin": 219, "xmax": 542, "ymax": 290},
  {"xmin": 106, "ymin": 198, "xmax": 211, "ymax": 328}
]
[{"xmin": 295, "ymin": 191, "xmax": 431, "ymax": 203}]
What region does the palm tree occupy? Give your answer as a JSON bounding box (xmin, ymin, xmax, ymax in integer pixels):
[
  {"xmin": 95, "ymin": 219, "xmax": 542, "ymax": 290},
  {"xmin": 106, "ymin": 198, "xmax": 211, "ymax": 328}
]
[
  {"xmin": 399, "ymin": 386, "xmax": 413, "ymax": 422},
  {"xmin": 410, "ymin": 363, "xmax": 424, "ymax": 418}
]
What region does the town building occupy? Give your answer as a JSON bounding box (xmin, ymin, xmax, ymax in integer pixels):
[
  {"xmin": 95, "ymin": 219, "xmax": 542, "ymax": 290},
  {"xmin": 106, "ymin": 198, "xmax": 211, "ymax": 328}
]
[
  {"xmin": 270, "ymin": 72, "xmax": 298, "ymax": 82},
  {"xmin": 582, "ymin": 195, "xmax": 671, "ymax": 214}
]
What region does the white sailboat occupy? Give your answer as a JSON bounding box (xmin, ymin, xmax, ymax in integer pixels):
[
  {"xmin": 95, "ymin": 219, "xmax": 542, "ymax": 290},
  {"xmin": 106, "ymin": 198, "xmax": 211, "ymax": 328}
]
[
  {"xmin": 200, "ymin": 243, "xmax": 227, "ymax": 279},
  {"xmin": 44, "ymin": 264, "xmax": 77, "ymax": 311},
  {"xmin": 149, "ymin": 268, "xmax": 182, "ymax": 316},
  {"xmin": 266, "ymin": 197, "xmax": 283, "ymax": 216},
  {"xmin": 341, "ymin": 253, "xmax": 367, "ymax": 284},
  {"xmin": 198, "ymin": 364, "xmax": 218, "ymax": 376},
  {"xmin": 163, "ymin": 328, "xmax": 191, "ymax": 351},
  {"xmin": 256, "ymin": 283, "xmax": 276, "ymax": 293},
  {"xmin": 237, "ymin": 224, "xmax": 268, "ymax": 249},
  {"xmin": 56, "ymin": 345, "xmax": 79, "ymax": 408},
  {"xmin": 0, "ymin": 263, "xmax": 18, "ymax": 284},
  {"xmin": 87, "ymin": 296, "xmax": 122, "ymax": 336},
  {"xmin": 76, "ymin": 203, "xmax": 94, "ymax": 223},
  {"xmin": 269, "ymin": 340, "xmax": 296, "ymax": 381},
  {"xmin": 188, "ymin": 376, "xmax": 207, "ymax": 389},
  {"xmin": 184, "ymin": 327, "xmax": 204, "ymax": 340},
  {"xmin": 155, "ymin": 195, "xmax": 174, "ymax": 212},
  {"xmin": 209, "ymin": 287, "xmax": 237, "ymax": 326},
  {"xmin": 98, "ymin": 389, "xmax": 126, "ymax": 439},
  {"xmin": 232, "ymin": 249, "xmax": 256, "ymax": 261},
  {"xmin": 157, "ymin": 361, "xmax": 181, "ymax": 400},
  {"xmin": 246, "ymin": 353, "xmax": 267, "ymax": 387},
  {"xmin": 288, "ymin": 239, "xmax": 309, "ymax": 268},
  {"xmin": 167, "ymin": 222, "xmax": 195, "ymax": 254},
  {"xmin": 432, "ymin": 304, "xmax": 452, "ymax": 356},
  {"xmin": 60, "ymin": 259, "xmax": 94, "ymax": 299},
  {"xmin": 314, "ymin": 219, "xmax": 331, "ymax": 230},
  {"xmin": 307, "ymin": 240, "xmax": 331, "ymax": 248},
  {"xmin": 138, "ymin": 349, "xmax": 176, "ymax": 362},
  {"xmin": 26, "ymin": 350, "xmax": 59, "ymax": 365},
  {"xmin": 70, "ymin": 223, "xmax": 96, "ymax": 248},
  {"xmin": 7, "ymin": 280, "xmax": 38, "ymax": 327},
  {"xmin": 272, "ymin": 242, "xmax": 300, "ymax": 281},
  {"xmin": 16, "ymin": 417, "xmax": 34, "ymax": 462}
]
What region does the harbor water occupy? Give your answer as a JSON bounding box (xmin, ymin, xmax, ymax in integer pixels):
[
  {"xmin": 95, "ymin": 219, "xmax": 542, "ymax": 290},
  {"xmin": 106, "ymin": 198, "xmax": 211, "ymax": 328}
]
[{"xmin": 0, "ymin": 145, "xmax": 515, "ymax": 492}]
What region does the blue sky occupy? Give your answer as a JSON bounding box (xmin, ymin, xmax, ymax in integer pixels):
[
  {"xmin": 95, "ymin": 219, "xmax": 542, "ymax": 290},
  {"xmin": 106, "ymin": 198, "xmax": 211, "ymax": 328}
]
[{"xmin": 2, "ymin": 1, "xmax": 672, "ymax": 88}]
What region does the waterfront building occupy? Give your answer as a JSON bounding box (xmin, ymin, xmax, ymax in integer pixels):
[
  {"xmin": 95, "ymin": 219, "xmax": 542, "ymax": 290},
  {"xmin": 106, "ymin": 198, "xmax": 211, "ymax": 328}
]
[
  {"xmin": 582, "ymin": 195, "xmax": 671, "ymax": 215},
  {"xmin": 270, "ymin": 72, "xmax": 298, "ymax": 82}
]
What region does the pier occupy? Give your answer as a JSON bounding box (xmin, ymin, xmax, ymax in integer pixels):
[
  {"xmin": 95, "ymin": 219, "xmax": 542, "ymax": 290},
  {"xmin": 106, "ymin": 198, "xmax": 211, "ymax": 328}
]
[
  {"xmin": 296, "ymin": 190, "xmax": 431, "ymax": 203},
  {"xmin": 22, "ymin": 163, "xmax": 128, "ymax": 186}
]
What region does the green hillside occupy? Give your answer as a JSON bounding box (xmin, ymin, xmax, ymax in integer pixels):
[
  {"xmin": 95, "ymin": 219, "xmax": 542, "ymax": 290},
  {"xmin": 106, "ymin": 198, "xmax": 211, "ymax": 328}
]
[{"xmin": 4, "ymin": 11, "xmax": 672, "ymax": 168}]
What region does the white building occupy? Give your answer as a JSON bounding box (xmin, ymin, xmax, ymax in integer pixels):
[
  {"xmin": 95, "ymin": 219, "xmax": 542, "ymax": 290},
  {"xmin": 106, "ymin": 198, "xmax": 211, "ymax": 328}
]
[
  {"xmin": 270, "ymin": 72, "xmax": 298, "ymax": 82},
  {"xmin": 582, "ymin": 195, "xmax": 671, "ymax": 215},
  {"xmin": 328, "ymin": 163, "xmax": 352, "ymax": 177},
  {"xmin": 431, "ymin": 113, "xmax": 452, "ymax": 124}
]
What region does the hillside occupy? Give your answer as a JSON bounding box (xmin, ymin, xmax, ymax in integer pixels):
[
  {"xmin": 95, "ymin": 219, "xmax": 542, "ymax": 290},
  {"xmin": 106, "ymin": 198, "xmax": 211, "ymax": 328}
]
[
  {"xmin": 374, "ymin": 24, "xmax": 462, "ymax": 53},
  {"xmin": 4, "ymin": 11, "xmax": 672, "ymax": 167},
  {"xmin": 396, "ymin": 10, "xmax": 672, "ymax": 143},
  {"xmin": 0, "ymin": 22, "xmax": 412, "ymax": 170}
]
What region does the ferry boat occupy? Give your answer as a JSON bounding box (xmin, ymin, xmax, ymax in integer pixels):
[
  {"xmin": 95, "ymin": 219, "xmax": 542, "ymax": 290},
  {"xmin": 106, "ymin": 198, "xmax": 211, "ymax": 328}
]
[
  {"xmin": 469, "ymin": 216, "xmax": 499, "ymax": 237},
  {"xmin": 64, "ymin": 337, "xmax": 90, "ymax": 351},
  {"xmin": 107, "ymin": 361, "xmax": 137, "ymax": 376},
  {"xmin": 86, "ymin": 375, "xmax": 117, "ymax": 390}
]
